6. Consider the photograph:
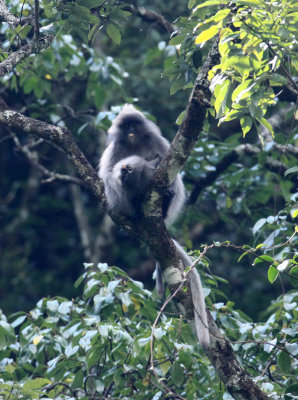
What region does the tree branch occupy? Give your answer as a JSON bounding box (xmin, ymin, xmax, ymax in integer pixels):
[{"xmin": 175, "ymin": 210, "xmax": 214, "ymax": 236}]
[
  {"xmin": 0, "ymin": 35, "xmax": 53, "ymax": 77},
  {"xmin": 10, "ymin": 131, "xmax": 84, "ymax": 186},
  {"xmin": 189, "ymin": 143, "xmax": 297, "ymax": 204},
  {"xmin": 0, "ymin": 101, "xmax": 105, "ymax": 201},
  {"xmin": 123, "ymin": 3, "xmax": 175, "ymax": 34},
  {"xmin": 0, "ymin": 0, "xmax": 34, "ymax": 26}
]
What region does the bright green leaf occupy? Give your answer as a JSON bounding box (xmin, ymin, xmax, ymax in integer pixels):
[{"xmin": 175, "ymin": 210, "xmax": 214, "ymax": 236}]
[
  {"xmin": 195, "ymin": 25, "xmax": 219, "ymax": 44},
  {"xmin": 253, "ymin": 255, "xmax": 274, "ymax": 265},
  {"xmin": 195, "ymin": 0, "xmax": 223, "ymax": 9},
  {"xmin": 268, "ymin": 265, "xmax": 279, "ymax": 283},
  {"xmin": 176, "ymin": 110, "xmax": 186, "ymax": 125}
]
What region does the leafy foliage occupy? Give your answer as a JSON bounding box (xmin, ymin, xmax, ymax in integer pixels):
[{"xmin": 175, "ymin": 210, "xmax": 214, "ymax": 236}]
[
  {"xmin": 0, "ymin": 263, "xmax": 297, "ymax": 399},
  {"xmin": 0, "ymin": 0, "xmax": 297, "ymax": 397}
]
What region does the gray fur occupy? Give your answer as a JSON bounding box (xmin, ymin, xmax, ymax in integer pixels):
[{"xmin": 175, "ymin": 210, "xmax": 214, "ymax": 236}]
[
  {"xmin": 173, "ymin": 240, "xmax": 210, "ymax": 349},
  {"xmin": 109, "ymin": 155, "xmax": 158, "ymax": 218},
  {"xmin": 99, "ymin": 105, "xmax": 209, "ymax": 348},
  {"xmin": 99, "ymin": 104, "xmax": 185, "ymax": 225}
]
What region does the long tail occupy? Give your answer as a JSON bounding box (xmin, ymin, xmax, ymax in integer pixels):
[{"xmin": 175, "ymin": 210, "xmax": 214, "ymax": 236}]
[
  {"xmin": 154, "ymin": 241, "xmax": 210, "ymax": 349},
  {"xmin": 173, "ymin": 240, "xmax": 210, "ymax": 349}
]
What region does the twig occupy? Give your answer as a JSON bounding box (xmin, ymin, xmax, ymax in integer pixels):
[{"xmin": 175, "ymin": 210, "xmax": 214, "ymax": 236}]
[{"xmin": 10, "ymin": 131, "xmax": 85, "ymax": 186}]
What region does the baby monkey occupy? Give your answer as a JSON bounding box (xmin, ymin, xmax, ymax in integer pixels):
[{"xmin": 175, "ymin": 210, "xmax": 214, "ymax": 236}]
[{"xmin": 111, "ymin": 155, "xmax": 160, "ymax": 219}]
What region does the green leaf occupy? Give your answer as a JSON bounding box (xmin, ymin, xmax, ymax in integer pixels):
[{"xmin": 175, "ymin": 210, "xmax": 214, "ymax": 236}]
[
  {"xmin": 285, "ymin": 383, "xmax": 298, "ymax": 395},
  {"xmin": 214, "ymin": 79, "xmax": 231, "ymax": 118},
  {"xmin": 170, "ymin": 79, "xmax": 186, "ymax": 95},
  {"xmin": 268, "ymin": 265, "xmax": 279, "ymax": 283},
  {"xmin": 270, "ymin": 73, "xmax": 288, "ymax": 86},
  {"xmin": 195, "ymin": 25, "xmax": 219, "ymax": 44},
  {"xmin": 169, "ymin": 35, "xmax": 185, "ymax": 46},
  {"xmin": 240, "ymin": 115, "xmax": 252, "ymax": 137},
  {"xmin": 188, "ymin": 0, "xmax": 196, "ymax": 8},
  {"xmin": 195, "ymin": 0, "xmax": 223, "ymax": 9},
  {"xmin": 232, "ymin": 80, "xmax": 255, "ymax": 103},
  {"xmin": 176, "ymin": 110, "xmax": 186, "ymax": 125},
  {"xmin": 285, "ymin": 166, "xmax": 298, "ymax": 177},
  {"xmin": 23, "ymin": 378, "xmax": 51, "ymax": 392},
  {"xmin": 213, "ymin": 8, "xmax": 231, "ymax": 22},
  {"xmin": 238, "ymin": 251, "xmax": 249, "ymax": 262},
  {"xmin": 74, "ymin": 273, "xmax": 85, "ymax": 288},
  {"xmin": 77, "ymin": 0, "xmax": 103, "ymax": 8},
  {"xmin": 253, "ymin": 255, "xmax": 274, "ymax": 265},
  {"xmin": 23, "ymin": 76, "xmax": 38, "ymax": 94},
  {"xmin": 171, "ymin": 362, "xmax": 185, "ymax": 387},
  {"xmin": 107, "ymin": 24, "xmax": 121, "ymax": 45},
  {"xmin": 258, "ymin": 117, "xmax": 274, "ymax": 138},
  {"xmin": 278, "ymin": 351, "xmax": 291, "ymax": 373},
  {"xmin": 289, "ymin": 265, "xmax": 298, "ymax": 287},
  {"xmin": 19, "ymin": 25, "xmax": 32, "ymax": 40}
]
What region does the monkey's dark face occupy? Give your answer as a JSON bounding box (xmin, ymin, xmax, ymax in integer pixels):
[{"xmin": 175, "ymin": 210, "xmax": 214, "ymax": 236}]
[
  {"xmin": 109, "ymin": 114, "xmax": 152, "ymax": 147},
  {"xmin": 113, "ymin": 160, "xmax": 142, "ymax": 188}
]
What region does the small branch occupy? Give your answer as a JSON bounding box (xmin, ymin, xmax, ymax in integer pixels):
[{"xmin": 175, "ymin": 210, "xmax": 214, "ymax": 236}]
[
  {"xmin": 0, "ymin": 35, "xmax": 53, "ymax": 77},
  {"xmin": 122, "ymin": 3, "xmax": 175, "ymax": 34},
  {"xmin": 10, "ymin": 131, "xmax": 85, "ymax": 186},
  {"xmin": 189, "ymin": 142, "xmax": 297, "ymax": 204},
  {"xmin": 135, "ymin": 7, "xmax": 175, "ymax": 34}
]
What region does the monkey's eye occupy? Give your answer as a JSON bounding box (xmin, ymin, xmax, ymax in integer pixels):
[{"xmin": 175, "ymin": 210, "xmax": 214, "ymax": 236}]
[{"xmin": 127, "ymin": 166, "xmax": 133, "ymax": 173}]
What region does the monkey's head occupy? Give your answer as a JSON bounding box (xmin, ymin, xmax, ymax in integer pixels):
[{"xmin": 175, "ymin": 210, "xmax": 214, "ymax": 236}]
[
  {"xmin": 113, "ymin": 155, "xmax": 159, "ymax": 191},
  {"xmin": 107, "ymin": 104, "xmax": 162, "ymax": 148},
  {"xmin": 113, "ymin": 156, "xmax": 143, "ymax": 188}
]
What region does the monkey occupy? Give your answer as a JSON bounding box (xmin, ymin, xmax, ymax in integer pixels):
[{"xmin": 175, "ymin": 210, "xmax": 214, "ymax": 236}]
[
  {"xmin": 99, "ymin": 105, "xmax": 210, "ymax": 348},
  {"xmin": 109, "ymin": 155, "xmax": 160, "ymax": 218},
  {"xmin": 103, "ymin": 154, "xmax": 210, "ymax": 349},
  {"xmin": 99, "ymin": 104, "xmax": 185, "ymax": 226}
]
